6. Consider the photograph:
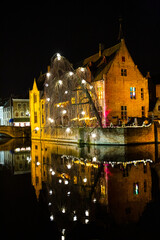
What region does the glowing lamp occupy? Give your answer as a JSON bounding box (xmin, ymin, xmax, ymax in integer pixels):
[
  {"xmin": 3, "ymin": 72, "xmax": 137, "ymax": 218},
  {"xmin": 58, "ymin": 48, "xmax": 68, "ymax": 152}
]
[
  {"xmin": 36, "ymin": 161, "xmax": 40, "ymax": 166},
  {"xmin": 59, "ymin": 179, "xmax": 62, "ymax": 183},
  {"xmin": 92, "ymin": 157, "xmax": 97, "ymax": 162},
  {"xmin": 69, "ymin": 71, "xmax": 73, "ymax": 76},
  {"xmin": 66, "ymin": 127, "xmax": 71, "ymax": 133},
  {"xmin": 64, "ymin": 180, "xmax": 69, "ymax": 185},
  {"xmin": 57, "ymin": 53, "xmax": 61, "ymax": 60},
  {"xmin": 46, "ymin": 72, "xmax": 51, "ymax": 77},
  {"xmin": 67, "ymin": 163, "xmax": 71, "ymax": 169},
  {"xmin": 81, "ymin": 111, "xmax": 85, "ymax": 115},
  {"xmin": 34, "ymin": 127, "xmax": 39, "ymax": 131},
  {"xmin": 62, "ymin": 208, "xmax": 66, "ymax": 213},
  {"xmin": 50, "ymin": 215, "xmax": 54, "ymax": 221},
  {"xmin": 62, "ymin": 110, "xmax": 67, "ymax": 114},
  {"xmin": 80, "ymin": 67, "xmax": 85, "ymax": 72},
  {"xmin": 91, "ymin": 133, "xmax": 96, "ymax": 138},
  {"xmin": 81, "ymin": 79, "xmax": 86, "ymax": 84},
  {"xmin": 65, "ymin": 90, "xmax": 68, "ymax": 94},
  {"xmin": 83, "ymin": 177, "xmax": 87, "ymax": 183},
  {"xmin": 85, "ymin": 219, "xmax": 89, "ymax": 224},
  {"xmin": 52, "ymin": 171, "xmax": 55, "ymax": 175},
  {"xmin": 45, "ymin": 83, "xmax": 49, "ymax": 87},
  {"xmin": 49, "ymin": 190, "xmax": 53, "ymax": 195},
  {"xmin": 47, "ymin": 98, "xmax": 50, "ymax": 102},
  {"xmin": 58, "ymin": 80, "xmax": 63, "ymax": 85}
]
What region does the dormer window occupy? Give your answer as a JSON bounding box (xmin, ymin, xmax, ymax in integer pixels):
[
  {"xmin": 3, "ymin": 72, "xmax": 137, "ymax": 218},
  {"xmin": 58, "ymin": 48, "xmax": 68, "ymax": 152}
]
[{"xmin": 121, "ymin": 69, "xmax": 127, "ymax": 76}]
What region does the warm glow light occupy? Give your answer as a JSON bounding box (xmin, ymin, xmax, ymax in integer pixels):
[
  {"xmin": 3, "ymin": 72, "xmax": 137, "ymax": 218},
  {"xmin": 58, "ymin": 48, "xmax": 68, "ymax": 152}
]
[
  {"xmin": 45, "ymin": 83, "xmax": 49, "ymax": 87},
  {"xmin": 69, "ymin": 71, "xmax": 73, "ymax": 76},
  {"xmin": 59, "ymin": 179, "xmax": 62, "ymax": 183},
  {"xmin": 58, "ymin": 80, "xmax": 63, "ymax": 85},
  {"xmin": 64, "ymin": 180, "xmax": 69, "ymax": 185},
  {"xmin": 49, "ymin": 190, "xmax": 53, "ymax": 195},
  {"xmin": 83, "ymin": 177, "xmax": 87, "ymax": 183},
  {"xmin": 91, "ymin": 133, "xmax": 96, "ymax": 138},
  {"xmin": 66, "ymin": 127, "xmax": 71, "ymax": 133},
  {"xmin": 57, "ymin": 53, "xmax": 61, "ymax": 60},
  {"xmin": 50, "ymin": 215, "xmax": 54, "ymax": 221},
  {"xmin": 81, "ymin": 79, "xmax": 86, "ymax": 84},
  {"xmin": 65, "ymin": 90, "xmax": 68, "ymax": 94},
  {"xmin": 34, "ymin": 127, "xmax": 39, "ymax": 131},
  {"xmin": 67, "ymin": 163, "xmax": 71, "ymax": 169},
  {"xmin": 62, "ymin": 208, "xmax": 66, "ymax": 213},
  {"xmin": 85, "ymin": 219, "xmax": 89, "ymax": 224},
  {"xmin": 52, "ymin": 171, "xmax": 55, "ymax": 175},
  {"xmin": 92, "ymin": 157, "xmax": 97, "ymax": 162},
  {"xmin": 46, "ymin": 72, "xmax": 51, "ymax": 77},
  {"xmin": 36, "ymin": 161, "xmax": 40, "ymax": 166},
  {"xmin": 47, "ymin": 98, "xmax": 50, "ymax": 102},
  {"xmin": 80, "ymin": 67, "xmax": 85, "ymax": 72},
  {"xmin": 62, "ymin": 110, "xmax": 67, "ymax": 114},
  {"xmin": 81, "ymin": 111, "xmax": 85, "ymax": 115}
]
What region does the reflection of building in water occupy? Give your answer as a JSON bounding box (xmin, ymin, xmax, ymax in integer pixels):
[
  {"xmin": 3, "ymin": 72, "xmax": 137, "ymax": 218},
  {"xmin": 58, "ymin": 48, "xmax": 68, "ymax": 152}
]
[
  {"xmin": 31, "ymin": 140, "xmax": 153, "ymax": 233},
  {"xmin": 2, "ymin": 147, "xmax": 31, "ymax": 174}
]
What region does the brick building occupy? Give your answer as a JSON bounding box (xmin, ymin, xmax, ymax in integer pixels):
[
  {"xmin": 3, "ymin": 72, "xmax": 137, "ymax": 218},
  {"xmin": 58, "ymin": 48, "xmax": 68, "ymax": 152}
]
[{"xmin": 82, "ymin": 38, "xmax": 149, "ymax": 125}]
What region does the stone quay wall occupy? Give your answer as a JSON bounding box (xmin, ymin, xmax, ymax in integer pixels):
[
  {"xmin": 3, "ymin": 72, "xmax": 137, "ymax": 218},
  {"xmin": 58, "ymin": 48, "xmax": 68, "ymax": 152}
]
[{"xmin": 32, "ymin": 123, "xmax": 158, "ymax": 145}]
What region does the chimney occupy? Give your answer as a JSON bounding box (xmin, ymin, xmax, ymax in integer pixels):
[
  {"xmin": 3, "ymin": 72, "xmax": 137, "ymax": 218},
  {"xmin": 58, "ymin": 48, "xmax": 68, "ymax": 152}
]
[{"xmin": 99, "ymin": 43, "xmax": 102, "ymax": 57}]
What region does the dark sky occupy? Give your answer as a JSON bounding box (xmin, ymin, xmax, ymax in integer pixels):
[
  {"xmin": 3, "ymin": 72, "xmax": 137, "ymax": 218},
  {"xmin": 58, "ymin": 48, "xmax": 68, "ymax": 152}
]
[{"xmin": 0, "ymin": 0, "xmax": 160, "ymax": 98}]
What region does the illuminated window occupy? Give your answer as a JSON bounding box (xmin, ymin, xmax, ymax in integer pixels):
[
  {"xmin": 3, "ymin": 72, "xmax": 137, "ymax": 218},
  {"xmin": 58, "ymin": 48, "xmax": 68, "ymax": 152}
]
[
  {"xmin": 121, "ymin": 106, "xmax": 127, "ymax": 120},
  {"xmin": 133, "ymin": 182, "xmax": 139, "ymax": 195},
  {"xmin": 142, "ymin": 106, "xmax": 145, "ymax": 117},
  {"xmin": 130, "ymin": 87, "xmax": 136, "ymax": 99},
  {"xmin": 121, "ymin": 69, "xmax": 127, "ymax": 76},
  {"xmin": 141, "ymin": 88, "xmax": 144, "ymax": 100},
  {"xmin": 71, "ymin": 97, "xmax": 75, "ymax": 104},
  {"xmin": 18, "ymin": 103, "xmax": 21, "ymax": 109},
  {"xmin": 97, "ymin": 86, "xmax": 103, "ymax": 99}
]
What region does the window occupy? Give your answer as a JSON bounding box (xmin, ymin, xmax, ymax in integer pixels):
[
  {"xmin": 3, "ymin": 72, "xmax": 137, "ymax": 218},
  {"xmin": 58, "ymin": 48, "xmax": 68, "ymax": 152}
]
[
  {"xmin": 15, "ymin": 111, "xmax": 19, "ymax": 117},
  {"xmin": 121, "ymin": 106, "xmax": 127, "ymax": 120},
  {"xmin": 18, "ymin": 103, "xmax": 21, "ymax": 109},
  {"xmin": 21, "ymin": 112, "xmax": 24, "ymax": 117},
  {"xmin": 142, "ymin": 106, "xmax": 145, "ymax": 117},
  {"xmin": 121, "ymin": 68, "xmax": 127, "ymax": 76},
  {"xmin": 133, "ymin": 182, "xmax": 139, "ymax": 195},
  {"xmin": 122, "ymin": 56, "xmax": 125, "ymax": 62},
  {"xmin": 158, "ymin": 105, "xmax": 160, "ymax": 111},
  {"xmin": 141, "ymin": 88, "xmax": 144, "ymax": 100},
  {"xmin": 34, "ymin": 111, "xmax": 37, "ymax": 123},
  {"xmin": 42, "ymin": 114, "xmax": 44, "ymax": 124},
  {"xmin": 97, "ymin": 86, "xmax": 103, "ymax": 99},
  {"xmin": 34, "ymin": 94, "xmax": 37, "ymax": 103},
  {"xmin": 130, "ymin": 87, "xmax": 136, "ymax": 99}
]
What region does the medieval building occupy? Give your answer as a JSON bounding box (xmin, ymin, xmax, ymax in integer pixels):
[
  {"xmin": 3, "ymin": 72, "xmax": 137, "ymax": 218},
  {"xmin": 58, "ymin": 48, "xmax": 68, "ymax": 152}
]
[{"xmin": 30, "ymin": 37, "xmax": 149, "ymax": 140}]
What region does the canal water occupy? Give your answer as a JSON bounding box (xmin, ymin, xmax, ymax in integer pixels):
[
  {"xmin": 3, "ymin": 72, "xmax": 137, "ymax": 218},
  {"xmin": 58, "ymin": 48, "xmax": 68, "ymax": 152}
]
[{"xmin": 0, "ymin": 138, "xmax": 160, "ymax": 239}]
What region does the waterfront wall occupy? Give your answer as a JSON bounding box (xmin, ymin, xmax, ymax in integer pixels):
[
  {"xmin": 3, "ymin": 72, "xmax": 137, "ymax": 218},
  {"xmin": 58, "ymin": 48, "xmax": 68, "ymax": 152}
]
[{"xmin": 31, "ymin": 123, "xmax": 158, "ymax": 145}]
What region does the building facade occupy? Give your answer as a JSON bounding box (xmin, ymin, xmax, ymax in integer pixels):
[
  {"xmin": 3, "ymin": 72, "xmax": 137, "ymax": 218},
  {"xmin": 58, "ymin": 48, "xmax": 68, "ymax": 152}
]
[
  {"xmin": 83, "ymin": 39, "xmax": 149, "ymax": 125},
  {"xmin": 3, "ymin": 98, "xmax": 30, "ymax": 126}
]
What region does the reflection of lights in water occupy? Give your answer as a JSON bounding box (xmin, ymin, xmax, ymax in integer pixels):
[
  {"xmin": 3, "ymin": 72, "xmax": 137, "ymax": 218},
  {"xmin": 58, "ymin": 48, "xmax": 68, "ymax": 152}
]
[
  {"xmin": 62, "ymin": 207, "xmax": 66, "ymax": 213},
  {"xmin": 85, "ymin": 210, "xmax": 89, "ymax": 216},
  {"xmin": 85, "ymin": 219, "xmax": 89, "ymax": 224},
  {"xmin": 73, "ymin": 215, "xmax": 77, "ymax": 221},
  {"xmin": 50, "ymin": 215, "xmax": 54, "ymax": 221}
]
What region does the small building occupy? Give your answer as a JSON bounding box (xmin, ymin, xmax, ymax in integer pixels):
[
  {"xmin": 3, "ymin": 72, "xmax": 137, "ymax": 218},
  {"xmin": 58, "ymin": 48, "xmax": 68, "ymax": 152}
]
[{"xmin": 3, "ymin": 97, "xmax": 30, "ymax": 126}]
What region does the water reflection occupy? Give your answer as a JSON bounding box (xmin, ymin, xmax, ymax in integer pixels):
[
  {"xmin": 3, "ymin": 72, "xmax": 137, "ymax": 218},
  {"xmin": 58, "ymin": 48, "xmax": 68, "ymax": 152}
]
[
  {"xmin": 31, "ymin": 140, "xmax": 154, "ymax": 238},
  {"xmin": 0, "ymin": 138, "xmax": 31, "ymax": 174}
]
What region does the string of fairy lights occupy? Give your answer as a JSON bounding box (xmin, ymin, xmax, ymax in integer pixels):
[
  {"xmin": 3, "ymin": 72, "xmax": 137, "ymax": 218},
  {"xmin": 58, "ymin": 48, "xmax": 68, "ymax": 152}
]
[{"xmin": 43, "ymin": 53, "xmax": 101, "ymax": 132}]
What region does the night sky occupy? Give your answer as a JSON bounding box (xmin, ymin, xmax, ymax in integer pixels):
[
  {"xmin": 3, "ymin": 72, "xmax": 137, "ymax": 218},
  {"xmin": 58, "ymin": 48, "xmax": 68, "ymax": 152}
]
[{"xmin": 0, "ymin": 0, "xmax": 160, "ymax": 98}]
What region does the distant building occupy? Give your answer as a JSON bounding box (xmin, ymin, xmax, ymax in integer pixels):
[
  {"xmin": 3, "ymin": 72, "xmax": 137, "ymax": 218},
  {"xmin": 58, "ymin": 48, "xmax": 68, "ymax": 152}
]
[{"xmin": 3, "ymin": 98, "xmax": 30, "ymax": 126}]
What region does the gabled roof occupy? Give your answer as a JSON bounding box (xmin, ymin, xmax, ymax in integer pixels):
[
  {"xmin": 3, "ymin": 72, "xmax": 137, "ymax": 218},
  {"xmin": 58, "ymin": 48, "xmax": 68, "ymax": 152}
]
[{"xmin": 82, "ymin": 41, "xmax": 121, "ymax": 81}]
